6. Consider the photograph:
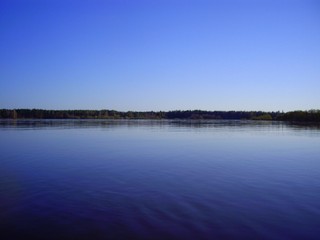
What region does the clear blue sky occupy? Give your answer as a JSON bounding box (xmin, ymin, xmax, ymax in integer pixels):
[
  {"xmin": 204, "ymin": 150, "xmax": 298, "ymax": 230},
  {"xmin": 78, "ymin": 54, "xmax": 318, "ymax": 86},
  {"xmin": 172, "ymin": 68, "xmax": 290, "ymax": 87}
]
[{"xmin": 1, "ymin": 0, "xmax": 319, "ymax": 111}]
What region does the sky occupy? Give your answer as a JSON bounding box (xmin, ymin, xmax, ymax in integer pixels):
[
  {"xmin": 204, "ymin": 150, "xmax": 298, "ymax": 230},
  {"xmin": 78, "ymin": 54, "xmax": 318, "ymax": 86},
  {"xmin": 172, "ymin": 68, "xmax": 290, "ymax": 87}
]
[{"xmin": 0, "ymin": 0, "xmax": 319, "ymax": 111}]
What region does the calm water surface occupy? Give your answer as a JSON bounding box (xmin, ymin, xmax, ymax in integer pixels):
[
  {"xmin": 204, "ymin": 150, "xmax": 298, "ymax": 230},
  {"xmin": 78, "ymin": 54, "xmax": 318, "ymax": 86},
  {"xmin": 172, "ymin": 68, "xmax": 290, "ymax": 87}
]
[{"xmin": 1, "ymin": 120, "xmax": 320, "ymax": 239}]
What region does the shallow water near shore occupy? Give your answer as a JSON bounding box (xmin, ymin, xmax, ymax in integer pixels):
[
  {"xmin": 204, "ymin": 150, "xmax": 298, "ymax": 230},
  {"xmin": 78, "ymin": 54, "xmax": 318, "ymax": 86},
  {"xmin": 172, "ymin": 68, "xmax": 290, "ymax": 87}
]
[{"xmin": 1, "ymin": 119, "xmax": 320, "ymax": 239}]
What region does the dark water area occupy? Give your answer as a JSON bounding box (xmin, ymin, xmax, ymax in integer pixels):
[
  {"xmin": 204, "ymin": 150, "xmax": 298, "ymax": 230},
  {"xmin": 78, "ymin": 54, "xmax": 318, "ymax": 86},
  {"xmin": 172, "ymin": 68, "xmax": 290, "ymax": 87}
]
[{"xmin": 1, "ymin": 119, "xmax": 320, "ymax": 239}]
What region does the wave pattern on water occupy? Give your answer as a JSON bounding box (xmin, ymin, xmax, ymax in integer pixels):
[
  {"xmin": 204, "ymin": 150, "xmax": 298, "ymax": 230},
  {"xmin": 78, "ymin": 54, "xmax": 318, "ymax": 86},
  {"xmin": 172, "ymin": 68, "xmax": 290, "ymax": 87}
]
[{"xmin": 0, "ymin": 120, "xmax": 320, "ymax": 239}]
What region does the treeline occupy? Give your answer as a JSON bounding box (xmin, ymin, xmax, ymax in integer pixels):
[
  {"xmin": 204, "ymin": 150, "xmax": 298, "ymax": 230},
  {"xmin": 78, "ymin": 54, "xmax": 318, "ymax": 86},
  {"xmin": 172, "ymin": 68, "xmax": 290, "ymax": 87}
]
[
  {"xmin": 0, "ymin": 109, "xmax": 320, "ymax": 122},
  {"xmin": 281, "ymin": 110, "xmax": 320, "ymax": 122},
  {"xmin": 0, "ymin": 109, "xmax": 319, "ymax": 122},
  {"xmin": 0, "ymin": 109, "xmax": 166, "ymax": 119},
  {"xmin": 165, "ymin": 110, "xmax": 277, "ymax": 120}
]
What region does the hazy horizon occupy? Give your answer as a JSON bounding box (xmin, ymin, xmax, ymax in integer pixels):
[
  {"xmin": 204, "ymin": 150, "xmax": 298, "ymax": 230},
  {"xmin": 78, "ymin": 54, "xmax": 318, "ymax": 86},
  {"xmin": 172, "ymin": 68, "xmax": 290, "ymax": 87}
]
[{"xmin": 1, "ymin": 0, "xmax": 319, "ymax": 111}]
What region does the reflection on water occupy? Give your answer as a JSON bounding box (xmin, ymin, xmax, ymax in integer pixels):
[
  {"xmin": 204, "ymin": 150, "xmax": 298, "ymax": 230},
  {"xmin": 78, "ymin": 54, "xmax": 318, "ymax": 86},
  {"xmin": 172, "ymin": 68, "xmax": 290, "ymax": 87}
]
[
  {"xmin": 0, "ymin": 120, "xmax": 320, "ymax": 239},
  {"xmin": 1, "ymin": 119, "xmax": 320, "ymax": 132}
]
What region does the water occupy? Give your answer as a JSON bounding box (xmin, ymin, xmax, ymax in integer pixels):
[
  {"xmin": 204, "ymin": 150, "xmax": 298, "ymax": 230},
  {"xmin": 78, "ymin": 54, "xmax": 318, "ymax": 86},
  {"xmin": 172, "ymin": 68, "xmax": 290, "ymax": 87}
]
[{"xmin": 1, "ymin": 119, "xmax": 320, "ymax": 239}]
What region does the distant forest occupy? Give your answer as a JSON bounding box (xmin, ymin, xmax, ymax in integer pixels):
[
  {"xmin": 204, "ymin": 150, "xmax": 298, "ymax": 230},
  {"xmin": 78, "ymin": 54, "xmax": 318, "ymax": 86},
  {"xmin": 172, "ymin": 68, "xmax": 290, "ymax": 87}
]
[{"xmin": 1, "ymin": 109, "xmax": 320, "ymax": 122}]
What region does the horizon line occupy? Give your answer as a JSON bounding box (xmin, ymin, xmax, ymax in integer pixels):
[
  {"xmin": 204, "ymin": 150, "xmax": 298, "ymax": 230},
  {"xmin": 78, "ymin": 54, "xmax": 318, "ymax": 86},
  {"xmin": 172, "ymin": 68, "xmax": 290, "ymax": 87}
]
[{"xmin": 1, "ymin": 108, "xmax": 319, "ymax": 113}]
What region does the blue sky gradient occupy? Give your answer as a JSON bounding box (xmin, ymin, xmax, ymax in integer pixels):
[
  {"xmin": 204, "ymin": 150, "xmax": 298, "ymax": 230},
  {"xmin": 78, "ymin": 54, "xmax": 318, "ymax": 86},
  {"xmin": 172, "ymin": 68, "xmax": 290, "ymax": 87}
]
[{"xmin": 1, "ymin": 0, "xmax": 319, "ymax": 111}]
